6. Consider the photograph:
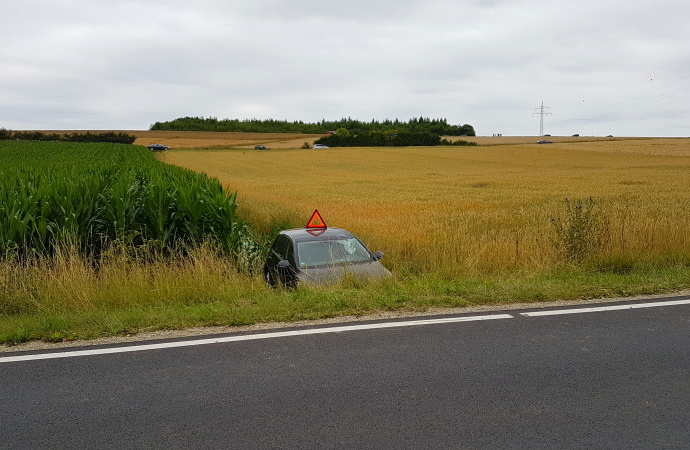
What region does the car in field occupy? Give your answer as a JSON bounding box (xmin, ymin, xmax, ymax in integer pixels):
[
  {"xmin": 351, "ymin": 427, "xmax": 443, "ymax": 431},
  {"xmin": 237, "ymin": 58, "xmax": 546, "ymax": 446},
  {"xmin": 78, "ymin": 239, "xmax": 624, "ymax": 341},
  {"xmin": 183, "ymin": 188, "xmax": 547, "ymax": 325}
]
[
  {"xmin": 254, "ymin": 145, "xmax": 268, "ymax": 150},
  {"xmin": 312, "ymin": 144, "xmax": 330, "ymax": 149},
  {"xmin": 264, "ymin": 227, "xmax": 391, "ymax": 288},
  {"xmin": 147, "ymin": 144, "xmax": 170, "ymax": 151},
  {"xmin": 536, "ymin": 140, "xmax": 553, "ymax": 144}
]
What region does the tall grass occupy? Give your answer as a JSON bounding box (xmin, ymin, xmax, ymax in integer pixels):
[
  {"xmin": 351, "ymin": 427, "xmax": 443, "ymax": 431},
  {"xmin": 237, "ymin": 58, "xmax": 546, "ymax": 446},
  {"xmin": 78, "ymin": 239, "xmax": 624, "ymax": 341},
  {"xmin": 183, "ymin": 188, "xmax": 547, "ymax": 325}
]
[
  {"xmin": 3, "ymin": 242, "xmax": 689, "ymax": 344},
  {"xmin": 0, "ymin": 245, "xmax": 264, "ymax": 343}
]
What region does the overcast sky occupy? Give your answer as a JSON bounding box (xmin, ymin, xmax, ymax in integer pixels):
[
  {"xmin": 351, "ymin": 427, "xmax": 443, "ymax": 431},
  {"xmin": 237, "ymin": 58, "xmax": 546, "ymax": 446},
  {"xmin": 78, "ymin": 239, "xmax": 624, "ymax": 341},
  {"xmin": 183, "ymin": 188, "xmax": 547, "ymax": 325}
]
[{"xmin": 2, "ymin": 0, "xmax": 689, "ymax": 136}]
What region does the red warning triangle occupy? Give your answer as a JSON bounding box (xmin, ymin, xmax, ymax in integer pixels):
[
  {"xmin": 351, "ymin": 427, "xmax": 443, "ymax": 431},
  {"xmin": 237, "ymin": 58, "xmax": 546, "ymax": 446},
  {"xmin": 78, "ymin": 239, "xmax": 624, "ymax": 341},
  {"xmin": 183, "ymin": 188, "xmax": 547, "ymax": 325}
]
[{"xmin": 306, "ymin": 209, "xmax": 327, "ymax": 229}]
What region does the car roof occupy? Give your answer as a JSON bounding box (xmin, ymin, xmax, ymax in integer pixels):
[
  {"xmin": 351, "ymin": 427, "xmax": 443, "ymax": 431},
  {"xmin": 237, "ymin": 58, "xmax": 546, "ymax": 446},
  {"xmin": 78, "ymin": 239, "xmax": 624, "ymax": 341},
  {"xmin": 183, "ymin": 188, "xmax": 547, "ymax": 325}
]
[{"xmin": 279, "ymin": 227, "xmax": 356, "ymax": 243}]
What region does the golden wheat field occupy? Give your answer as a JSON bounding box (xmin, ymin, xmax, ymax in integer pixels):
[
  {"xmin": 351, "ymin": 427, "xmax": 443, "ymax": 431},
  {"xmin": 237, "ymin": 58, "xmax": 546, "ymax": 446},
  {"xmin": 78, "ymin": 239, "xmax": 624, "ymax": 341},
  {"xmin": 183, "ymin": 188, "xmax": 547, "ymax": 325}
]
[{"xmin": 158, "ymin": 136, "xmax": 690, "ymax": 275}]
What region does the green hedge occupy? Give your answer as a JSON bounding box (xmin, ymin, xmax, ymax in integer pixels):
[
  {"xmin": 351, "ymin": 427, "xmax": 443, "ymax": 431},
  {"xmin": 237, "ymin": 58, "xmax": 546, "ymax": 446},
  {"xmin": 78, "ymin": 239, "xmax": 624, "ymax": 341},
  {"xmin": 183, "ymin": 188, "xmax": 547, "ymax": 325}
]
[{"xmin": 0, "ymin": 129, "xmax": 136, "ymax": 144}]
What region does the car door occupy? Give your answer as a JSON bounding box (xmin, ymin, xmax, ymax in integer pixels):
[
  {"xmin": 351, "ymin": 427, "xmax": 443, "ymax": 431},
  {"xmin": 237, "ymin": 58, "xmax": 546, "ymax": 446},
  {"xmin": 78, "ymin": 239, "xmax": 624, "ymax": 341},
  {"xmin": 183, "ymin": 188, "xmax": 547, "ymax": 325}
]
[{"xmin": 267, "ymin": 235, "xmax": 297, "ymax": 287}]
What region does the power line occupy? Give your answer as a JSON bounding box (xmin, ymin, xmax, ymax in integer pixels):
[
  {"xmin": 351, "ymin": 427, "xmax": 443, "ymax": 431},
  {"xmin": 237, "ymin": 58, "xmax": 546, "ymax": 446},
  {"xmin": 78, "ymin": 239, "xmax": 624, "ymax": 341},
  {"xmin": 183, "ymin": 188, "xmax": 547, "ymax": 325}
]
[
  {"xmin": 533, "ymin": 101, "xmax": 552, "ymax": 136},
  {"xmin": 556, "ymin": 62, "xmax": 690, "ymax": 126}
]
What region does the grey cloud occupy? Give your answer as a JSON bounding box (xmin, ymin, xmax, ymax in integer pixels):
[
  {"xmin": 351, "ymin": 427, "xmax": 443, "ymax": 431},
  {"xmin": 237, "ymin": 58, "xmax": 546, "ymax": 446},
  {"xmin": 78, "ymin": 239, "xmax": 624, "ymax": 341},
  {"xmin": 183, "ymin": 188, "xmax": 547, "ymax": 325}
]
[{"xmin": 1, "ymin": 0, "xmax": 689, "ymax": 135}]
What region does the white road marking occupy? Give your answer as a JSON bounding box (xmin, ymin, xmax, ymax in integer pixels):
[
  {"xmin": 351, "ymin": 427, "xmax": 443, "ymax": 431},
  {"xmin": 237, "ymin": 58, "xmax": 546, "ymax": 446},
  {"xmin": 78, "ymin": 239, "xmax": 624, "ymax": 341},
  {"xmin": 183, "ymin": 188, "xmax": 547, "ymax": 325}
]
[
  {"xmin": 520, "ymin": 298, "xmax": 690, "ymax": 317},
  {"xmin": 0, "ymin": 314, "xmax": 514, "ymax": 363}
]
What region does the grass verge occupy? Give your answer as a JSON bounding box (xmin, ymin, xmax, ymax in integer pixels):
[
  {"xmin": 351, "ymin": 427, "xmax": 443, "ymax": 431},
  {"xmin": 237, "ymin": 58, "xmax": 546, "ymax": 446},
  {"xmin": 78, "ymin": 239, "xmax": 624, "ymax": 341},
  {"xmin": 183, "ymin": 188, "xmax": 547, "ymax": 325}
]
[{"xmin": 2, "ymin": 248, "xmax": 688, "ymax": 345}]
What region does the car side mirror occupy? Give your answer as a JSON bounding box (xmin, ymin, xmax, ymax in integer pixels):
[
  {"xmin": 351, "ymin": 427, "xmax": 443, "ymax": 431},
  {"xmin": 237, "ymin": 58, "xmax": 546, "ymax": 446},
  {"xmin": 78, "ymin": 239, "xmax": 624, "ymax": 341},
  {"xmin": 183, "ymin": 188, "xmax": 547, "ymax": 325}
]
[
  {"xmin": 373, "ymin": 251, "xmax": 384, "ymax": 261},
  {"xmin": 277, "ymin": 260, "xmax": 293, "ymax": 269}
]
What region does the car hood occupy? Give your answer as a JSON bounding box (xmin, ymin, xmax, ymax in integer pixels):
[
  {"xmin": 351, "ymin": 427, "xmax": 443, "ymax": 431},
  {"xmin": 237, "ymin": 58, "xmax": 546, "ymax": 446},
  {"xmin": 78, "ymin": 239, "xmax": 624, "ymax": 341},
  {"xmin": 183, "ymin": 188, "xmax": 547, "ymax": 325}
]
[{"xmin": 295, "ymin": 261, "xmax": 392, "ymax": 285}]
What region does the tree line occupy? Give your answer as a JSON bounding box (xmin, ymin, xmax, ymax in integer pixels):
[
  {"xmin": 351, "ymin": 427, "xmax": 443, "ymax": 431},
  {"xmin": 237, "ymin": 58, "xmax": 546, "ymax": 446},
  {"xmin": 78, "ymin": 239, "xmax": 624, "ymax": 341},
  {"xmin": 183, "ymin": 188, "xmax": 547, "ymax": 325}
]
[
  {"xmin": 313, "ymin": 130, "xmax": 478, "ymax": 147},
  {"xmin": 0, "ymin": 129, "xmax": 136, "ymax": 144},
  {"xmin": 149, "ymin": 116, "xmax": 476, "ymax": 136}
]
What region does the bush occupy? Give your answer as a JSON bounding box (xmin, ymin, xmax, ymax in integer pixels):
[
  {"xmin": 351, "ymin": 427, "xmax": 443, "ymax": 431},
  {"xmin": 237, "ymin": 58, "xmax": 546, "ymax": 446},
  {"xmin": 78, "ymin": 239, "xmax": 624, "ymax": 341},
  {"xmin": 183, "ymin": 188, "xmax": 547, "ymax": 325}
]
[
  {"xmin": 313, "ymin": 131, "xmax": 442, "ymax": 147},
  {"xmin": 440, "ymin": 139, "xmax": 478, "ymax": 147},
  {"xmin": 550, "ymin": 197, "xmax": 608, "ymax": 263}
]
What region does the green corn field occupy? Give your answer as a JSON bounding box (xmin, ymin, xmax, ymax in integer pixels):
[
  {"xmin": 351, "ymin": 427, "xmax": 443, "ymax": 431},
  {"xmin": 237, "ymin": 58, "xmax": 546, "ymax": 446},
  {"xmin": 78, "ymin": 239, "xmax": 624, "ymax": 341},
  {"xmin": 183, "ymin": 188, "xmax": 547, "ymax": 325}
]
[{"xmin": 0, "ymin": 141, "xmax": 254, "ymax": 262}]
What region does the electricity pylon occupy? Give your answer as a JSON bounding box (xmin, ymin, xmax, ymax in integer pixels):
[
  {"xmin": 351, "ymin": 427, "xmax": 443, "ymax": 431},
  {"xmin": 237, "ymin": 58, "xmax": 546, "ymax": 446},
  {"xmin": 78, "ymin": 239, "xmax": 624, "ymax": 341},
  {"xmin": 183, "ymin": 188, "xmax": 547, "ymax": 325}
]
[{"xmin": 533, "ymin": 101, "xmax": 552, "ymax": 136}]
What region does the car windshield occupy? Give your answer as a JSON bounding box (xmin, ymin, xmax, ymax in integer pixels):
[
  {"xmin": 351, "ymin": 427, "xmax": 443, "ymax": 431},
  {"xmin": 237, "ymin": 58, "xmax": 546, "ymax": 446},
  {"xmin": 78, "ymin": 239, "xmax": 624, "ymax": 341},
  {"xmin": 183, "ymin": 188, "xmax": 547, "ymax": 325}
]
[{"xmin": 297, "ymin": 238, "xmax": 371, "ymax": 268}]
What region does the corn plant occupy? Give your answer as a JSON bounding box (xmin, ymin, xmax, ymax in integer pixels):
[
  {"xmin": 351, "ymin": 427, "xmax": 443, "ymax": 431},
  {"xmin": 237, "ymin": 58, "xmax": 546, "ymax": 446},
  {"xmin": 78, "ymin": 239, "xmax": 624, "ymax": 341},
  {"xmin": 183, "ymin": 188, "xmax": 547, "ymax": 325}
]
[{"xmin": 0, "ymin": 141, "xmax": 255, "ymax": 265}]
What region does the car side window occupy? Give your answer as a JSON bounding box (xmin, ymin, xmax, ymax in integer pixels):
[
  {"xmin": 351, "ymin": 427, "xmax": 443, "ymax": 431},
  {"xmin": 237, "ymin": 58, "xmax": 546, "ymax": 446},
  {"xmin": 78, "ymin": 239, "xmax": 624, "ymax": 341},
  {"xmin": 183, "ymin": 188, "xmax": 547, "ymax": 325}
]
[
  {"xmin": 272, "ymin": 236, "xmax": 287, "ymax": 258},
  {"xmin": 284, "ymin": 240, "xmax": 295, "ymax": 264},
  {"xmin": 272, "ymin": 236, "xmax": 295, "ymax": 264}
]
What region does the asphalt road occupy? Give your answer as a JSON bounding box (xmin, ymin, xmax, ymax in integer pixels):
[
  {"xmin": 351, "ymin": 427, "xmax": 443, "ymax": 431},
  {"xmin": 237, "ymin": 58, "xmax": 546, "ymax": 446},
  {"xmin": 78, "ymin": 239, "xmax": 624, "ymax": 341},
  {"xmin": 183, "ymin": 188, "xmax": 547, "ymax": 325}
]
[{"xmin": 2, "ymin": 296, "xmax": 690, "ymax": 449}]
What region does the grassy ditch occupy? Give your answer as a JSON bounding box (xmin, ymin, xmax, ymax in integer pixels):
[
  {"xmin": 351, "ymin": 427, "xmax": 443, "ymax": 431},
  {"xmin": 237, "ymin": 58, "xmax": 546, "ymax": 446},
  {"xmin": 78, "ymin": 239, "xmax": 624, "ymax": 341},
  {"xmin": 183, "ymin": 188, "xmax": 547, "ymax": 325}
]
[{"xmin": 2, "ymin": 246, "xmax": 689, "ymax": 345}]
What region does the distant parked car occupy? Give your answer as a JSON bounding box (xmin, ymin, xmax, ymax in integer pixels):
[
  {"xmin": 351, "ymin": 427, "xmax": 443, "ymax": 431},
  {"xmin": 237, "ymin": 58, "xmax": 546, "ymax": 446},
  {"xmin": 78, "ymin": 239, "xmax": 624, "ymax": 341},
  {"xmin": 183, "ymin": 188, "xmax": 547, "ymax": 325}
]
[
  {"xmin": 254, "ymin": 145, "xmax": 268, "ymax": 150},
  {"xmin": 147, "ymin": 144, "xmax": 170, "ymax": 151},
  {"xmin": 312, "ymin": 144, "xmax": 329, "ymax": 149},
  {"xmin": 536, "ymin": 140, "xmax": 553, "ymax": 144}
]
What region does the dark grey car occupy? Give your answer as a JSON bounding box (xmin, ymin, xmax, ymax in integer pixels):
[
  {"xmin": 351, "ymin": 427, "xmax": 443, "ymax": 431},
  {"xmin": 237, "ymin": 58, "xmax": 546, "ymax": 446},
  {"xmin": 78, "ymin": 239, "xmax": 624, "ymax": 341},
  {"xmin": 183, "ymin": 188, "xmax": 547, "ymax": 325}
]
[
  {"xmin": 147, "ymin": 144, "xmax": 170, "ymax": 151},
  {"xmin": 264, "ymin": 228, "xmax": 391, "ymax": 288}
]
